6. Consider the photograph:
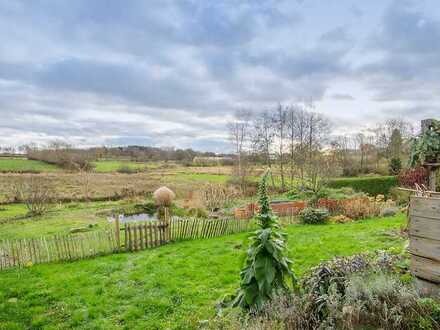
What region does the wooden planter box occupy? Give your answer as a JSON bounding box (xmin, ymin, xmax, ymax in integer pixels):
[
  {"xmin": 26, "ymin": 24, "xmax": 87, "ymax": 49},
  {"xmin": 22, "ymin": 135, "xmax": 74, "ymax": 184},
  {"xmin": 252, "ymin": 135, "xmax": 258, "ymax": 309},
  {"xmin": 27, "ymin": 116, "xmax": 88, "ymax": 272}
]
[{"xmin": 409, "ymin": 196, "xmax": 440, "ymax": 297}]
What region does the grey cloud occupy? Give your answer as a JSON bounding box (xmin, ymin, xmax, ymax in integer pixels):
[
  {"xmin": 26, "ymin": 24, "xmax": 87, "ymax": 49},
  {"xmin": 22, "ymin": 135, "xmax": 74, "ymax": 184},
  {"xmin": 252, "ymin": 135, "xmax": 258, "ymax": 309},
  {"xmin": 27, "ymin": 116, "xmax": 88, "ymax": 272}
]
[{"xmin": 330, "ymin": 93, "xmax": 355, "ymax": 100}]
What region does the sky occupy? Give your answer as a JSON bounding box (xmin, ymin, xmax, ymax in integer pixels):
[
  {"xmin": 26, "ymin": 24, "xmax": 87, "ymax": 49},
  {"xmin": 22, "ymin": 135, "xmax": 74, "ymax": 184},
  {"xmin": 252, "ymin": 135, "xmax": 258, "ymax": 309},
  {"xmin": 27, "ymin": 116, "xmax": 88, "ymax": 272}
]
[{"xmin": 1, "ymin": 0, "xmax": 440, "ymax": 152}]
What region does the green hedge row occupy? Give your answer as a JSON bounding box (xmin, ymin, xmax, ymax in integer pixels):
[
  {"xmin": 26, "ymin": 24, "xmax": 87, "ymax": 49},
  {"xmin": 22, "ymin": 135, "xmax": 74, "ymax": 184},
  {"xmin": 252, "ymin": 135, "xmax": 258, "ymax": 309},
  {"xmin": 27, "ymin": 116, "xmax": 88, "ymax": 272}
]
[{"xmin": 327, "ymin": 176, "xmax": 398, "ymax": 196}]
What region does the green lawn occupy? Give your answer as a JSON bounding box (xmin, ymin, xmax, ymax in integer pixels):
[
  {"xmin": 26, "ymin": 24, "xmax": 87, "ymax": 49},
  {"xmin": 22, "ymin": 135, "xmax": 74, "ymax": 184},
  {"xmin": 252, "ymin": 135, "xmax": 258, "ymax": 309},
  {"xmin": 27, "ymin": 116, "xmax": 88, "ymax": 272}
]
[
  {"xmin": 0, "ymin": 214, "xmax": 406, "ymax": 329},
  {"xmin": 0, "ymin": 158, "xmax": 59, "ymax": 173},
  {"xmin": 0, "ymin": 201, "xmax": 129, "ymax": 240}
]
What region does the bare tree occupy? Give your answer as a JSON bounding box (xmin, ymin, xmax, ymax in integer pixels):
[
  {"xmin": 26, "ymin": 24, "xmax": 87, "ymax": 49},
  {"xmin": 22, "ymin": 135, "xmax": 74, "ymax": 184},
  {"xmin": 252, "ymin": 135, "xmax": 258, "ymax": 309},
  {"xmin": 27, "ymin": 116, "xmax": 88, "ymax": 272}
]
[
  {"xmin": 228, "ymin": 110, "xmax": 252, "ymax": 191},
  {"xmin": 13, "ymin": 176, "xmax": 54, "ymax": 216},
  {"xmin": 252, "ymin": 110, "xmax": 276, "ymax": 188},
  {"xmin": 273, "ymin": 104, "xmax": 288, "ymax": 191}
]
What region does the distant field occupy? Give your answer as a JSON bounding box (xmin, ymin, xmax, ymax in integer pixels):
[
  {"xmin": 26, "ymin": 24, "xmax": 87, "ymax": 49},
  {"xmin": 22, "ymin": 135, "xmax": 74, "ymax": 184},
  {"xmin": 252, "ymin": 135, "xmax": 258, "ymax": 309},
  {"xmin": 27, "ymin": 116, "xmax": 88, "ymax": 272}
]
[
  {"xmin": 92, "ymin": 160, "xmax": 150, "ymax": 173},
  {"xmin": 0, "ymin": 201, "xmax": 126, "ymax": 240},
  {"xmin": 174, "ymin": 172, "xmax": 230, "ymax": 184},
  {"xmin": 0, "ymin": 158, "xmax": 59, "ymax": 173}
]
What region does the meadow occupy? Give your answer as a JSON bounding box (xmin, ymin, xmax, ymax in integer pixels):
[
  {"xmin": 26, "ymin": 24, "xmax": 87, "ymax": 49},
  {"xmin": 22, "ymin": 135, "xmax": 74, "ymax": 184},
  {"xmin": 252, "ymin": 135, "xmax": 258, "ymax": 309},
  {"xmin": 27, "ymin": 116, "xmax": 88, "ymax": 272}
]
[
  {"xmin": 0, "ymin": 157, "xmax": 59, "ymax": 173},
  {"xmin": 0, "ymin": 158, "xmax": 232, "ymax": 203},
  {"xmin": 0, "ymin": 214, "xmax": 406, "ymax": 329}
]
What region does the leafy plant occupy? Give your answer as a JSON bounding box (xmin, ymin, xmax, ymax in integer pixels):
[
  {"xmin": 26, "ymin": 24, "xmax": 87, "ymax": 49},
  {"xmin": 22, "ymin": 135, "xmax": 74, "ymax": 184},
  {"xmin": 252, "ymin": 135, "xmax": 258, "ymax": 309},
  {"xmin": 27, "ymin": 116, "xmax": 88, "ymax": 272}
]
[
  {"xmin": 232, "ymin": 170, "xmax": 296, "ymax": 311},
  {"xmin": 388, "ymin": 157, "xmax": 402, "ymax": 175},
  {"xmin": 410, "ymin": 119, "xmax": 440, "ymax": 166},
  {"xmin": 398, "ymin": 167, "xmax": 428, "ymax": 189},
  {"xmin": 299, "ymin": 208, "xmax": 329, "ymax": 224}
]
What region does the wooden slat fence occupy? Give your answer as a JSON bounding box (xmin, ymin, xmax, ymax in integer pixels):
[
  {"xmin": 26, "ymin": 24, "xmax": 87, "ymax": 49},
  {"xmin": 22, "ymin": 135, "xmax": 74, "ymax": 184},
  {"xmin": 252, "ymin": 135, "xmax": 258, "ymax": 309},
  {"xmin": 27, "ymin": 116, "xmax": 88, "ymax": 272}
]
[
  {"xmin": 0, "ymin": 217, "xmax": 254, "ymax": 270},
  {"xmin": 123, "ymin": 221, "xmax": 168, "ymax": 252},
  {"xmin": 170, "ymin": 217, "xmax": 253, "ymax": 241},
  {"xmin": 0, "ymin": 229, "xmax": 118, "ymax": 271}
]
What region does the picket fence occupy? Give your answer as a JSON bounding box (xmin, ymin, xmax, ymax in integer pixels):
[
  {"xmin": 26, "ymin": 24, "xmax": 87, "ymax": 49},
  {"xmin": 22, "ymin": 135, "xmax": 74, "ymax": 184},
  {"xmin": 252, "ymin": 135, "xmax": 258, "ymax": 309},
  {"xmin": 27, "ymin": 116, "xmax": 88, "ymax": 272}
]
[{"xmin": 0, "ymin": 217, "xmax": 253, "ymax": 270}]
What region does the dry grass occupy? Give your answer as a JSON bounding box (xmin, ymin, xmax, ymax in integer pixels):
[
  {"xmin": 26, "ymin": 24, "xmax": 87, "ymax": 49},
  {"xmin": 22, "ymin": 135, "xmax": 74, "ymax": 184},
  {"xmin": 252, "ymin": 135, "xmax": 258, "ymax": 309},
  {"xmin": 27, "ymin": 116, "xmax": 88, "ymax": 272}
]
[{"xmin": 0, "ymin": 171, "xmax": 215, "ymax": 203}]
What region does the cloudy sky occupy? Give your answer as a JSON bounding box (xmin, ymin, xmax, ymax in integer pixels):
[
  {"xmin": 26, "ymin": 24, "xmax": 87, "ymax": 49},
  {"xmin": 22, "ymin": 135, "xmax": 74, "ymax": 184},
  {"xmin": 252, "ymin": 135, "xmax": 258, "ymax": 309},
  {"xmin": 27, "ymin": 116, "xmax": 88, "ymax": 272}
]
[{"xmin": 1, "ymin": 0, "xmax": 439, "ymax": 152}]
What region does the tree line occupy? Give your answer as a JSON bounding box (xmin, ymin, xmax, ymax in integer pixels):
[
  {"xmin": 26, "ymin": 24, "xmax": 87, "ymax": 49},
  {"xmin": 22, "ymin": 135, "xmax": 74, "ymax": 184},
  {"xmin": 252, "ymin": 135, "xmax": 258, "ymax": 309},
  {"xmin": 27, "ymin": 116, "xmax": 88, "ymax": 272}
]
[{"xmin": 228, "ymin": 103, "xmax": 415, "ymax": 192}]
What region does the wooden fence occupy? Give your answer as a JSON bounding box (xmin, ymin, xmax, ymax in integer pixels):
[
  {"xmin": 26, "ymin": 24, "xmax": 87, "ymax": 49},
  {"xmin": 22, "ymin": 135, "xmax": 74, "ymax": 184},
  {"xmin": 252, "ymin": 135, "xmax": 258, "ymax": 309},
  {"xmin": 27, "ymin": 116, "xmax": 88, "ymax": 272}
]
[
  {"xmin": 0, "ymin": 229, "xmax": 118, "ymax": 270},
  {"xmin": 122, "ymin": 217, "xmax": 253, "ymax": 252},
  {"xmin": 0, "ymin": 217, "xmax": 254, "ymax": 270}
]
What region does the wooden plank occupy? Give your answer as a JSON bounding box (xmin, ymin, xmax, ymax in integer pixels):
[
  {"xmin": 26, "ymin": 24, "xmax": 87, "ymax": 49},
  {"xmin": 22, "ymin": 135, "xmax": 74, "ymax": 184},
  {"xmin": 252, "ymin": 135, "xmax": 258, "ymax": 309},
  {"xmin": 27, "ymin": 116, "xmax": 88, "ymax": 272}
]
[
  {"xmin": 139, "ymin": 224, "xmax": 145, "ymax": 250},
  {"xmin": 133, "ymin": 224, "xmax": 138, "ymax": 251},
  {"xmin": 410, "ymin": 196, "xmax": 440, "ymax": 219},
  {"xmin": 145, "ymin": 222, "xmax": 150, "ymax": 247},
  {"xmin": 411, "ymin": 236, "xmax": 440, "ymax": 262},
  {"xmin": 114, "ymin": 217, "xmax": 120, "ymax": 251},
  {"xmin": 410, "ymin": 215, "xmax": 440, "ymax": 241},
  {"xmin": 411, "ymin": 255, "xmax": 440, "ymax": 283},
  {"xmin": 124, "ymin": 224, "xmax": 128, "ymax": 251}
]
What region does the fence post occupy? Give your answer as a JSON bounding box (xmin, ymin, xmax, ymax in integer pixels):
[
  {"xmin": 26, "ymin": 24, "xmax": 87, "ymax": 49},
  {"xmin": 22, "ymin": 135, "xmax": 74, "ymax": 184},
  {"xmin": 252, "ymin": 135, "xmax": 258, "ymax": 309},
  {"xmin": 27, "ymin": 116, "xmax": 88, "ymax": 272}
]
[
  {"xmin": 114, "ymin": 215, "xmax": 121, "ymax": 251},
  {"xmin": 164, "ymin": 207, "xmax": 170, "ymax": 242}
]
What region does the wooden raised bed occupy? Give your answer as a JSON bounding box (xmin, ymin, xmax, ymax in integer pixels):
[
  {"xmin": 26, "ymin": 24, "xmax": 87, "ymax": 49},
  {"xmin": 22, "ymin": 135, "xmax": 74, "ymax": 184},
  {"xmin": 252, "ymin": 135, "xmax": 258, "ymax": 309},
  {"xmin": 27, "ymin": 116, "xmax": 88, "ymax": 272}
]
[{"xmin": 409, "ymin": 196, "xmax": 440, "ymax": 296}]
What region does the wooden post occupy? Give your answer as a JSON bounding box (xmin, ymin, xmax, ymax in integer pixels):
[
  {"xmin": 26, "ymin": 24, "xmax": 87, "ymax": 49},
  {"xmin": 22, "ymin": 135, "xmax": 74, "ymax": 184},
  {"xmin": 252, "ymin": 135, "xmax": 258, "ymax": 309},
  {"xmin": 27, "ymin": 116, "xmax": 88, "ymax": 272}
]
[
  {"xmin": 164, "ymin": 207, "xmax": 170, "ymax": 242},
  {"xmin": 114, "ymin": 215, "xmax": 121, "ymax": 251}
]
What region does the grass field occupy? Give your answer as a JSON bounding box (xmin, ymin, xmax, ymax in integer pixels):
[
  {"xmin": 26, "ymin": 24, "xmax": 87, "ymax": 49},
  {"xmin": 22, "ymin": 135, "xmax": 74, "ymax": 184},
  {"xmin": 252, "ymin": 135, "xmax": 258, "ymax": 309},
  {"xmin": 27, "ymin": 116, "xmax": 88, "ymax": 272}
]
[
  {"xmin": 0, "ymin": 214, "xmax": 406, "ymax": 329},
  {"xmin": 0, "ymin": 158, "xmax": 59, "ymax": 173},
  {"xmin": 92, "ymin": 160, "xmax": 158, "ymax": 173},
  {"xmin": 0, "ymin": 201, "xmax": 133, "ymax": 240}
]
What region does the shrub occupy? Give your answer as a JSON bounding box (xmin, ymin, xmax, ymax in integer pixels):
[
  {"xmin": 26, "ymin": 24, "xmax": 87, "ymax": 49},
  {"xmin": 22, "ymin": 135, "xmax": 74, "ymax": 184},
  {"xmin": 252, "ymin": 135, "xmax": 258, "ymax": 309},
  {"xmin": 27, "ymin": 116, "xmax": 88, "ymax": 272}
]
[
  {"xmin": 299, "ymin": 208, "xmax": 329, "ymax": 225},
  {"xmin": 339, "ymin": 197, "xmax": 380, "ymax": 220},
  {"xmin": 327, "ymin": 176, "xmax": 398, "ymax": 196},
  {"xmin": 116, "ymin": 165, "xmax": 139, "ymax": 174},
  {"xmin": 409, "ymin": 119, "xmax": 440, "ymax": 166},
  {"xmin": 13, "ymin": 176, "xmax": 54, "ymax": 216},
  {"xmin": 398, "ymin": 167, "xmax": 428, "ymax": 189},
  {"xmin": 218, "ymin": 252, "xmax": 436, "ymax": 330},
  {"xmin": 388, "ymin": 157, "xmax": 402, "ymax": 175},
  {"xmin": 199, "ymin": 183, "xmax": 237, "ymax": 212}
]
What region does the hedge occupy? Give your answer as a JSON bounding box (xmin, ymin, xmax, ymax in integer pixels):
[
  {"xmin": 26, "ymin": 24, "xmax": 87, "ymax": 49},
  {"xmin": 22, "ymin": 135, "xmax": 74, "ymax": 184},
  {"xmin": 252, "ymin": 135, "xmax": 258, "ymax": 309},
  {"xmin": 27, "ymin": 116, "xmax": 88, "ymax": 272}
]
[{"xmin": 327, "ymin": 176, "xmax": 398, "ymax": 196}]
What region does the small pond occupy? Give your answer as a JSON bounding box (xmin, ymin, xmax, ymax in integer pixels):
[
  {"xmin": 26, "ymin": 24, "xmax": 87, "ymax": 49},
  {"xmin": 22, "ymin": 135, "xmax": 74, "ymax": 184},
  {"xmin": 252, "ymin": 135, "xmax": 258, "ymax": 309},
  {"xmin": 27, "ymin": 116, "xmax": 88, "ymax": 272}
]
[{"xmin": 108, "ymin": 213, "xmax": 158, "ymax": 224}]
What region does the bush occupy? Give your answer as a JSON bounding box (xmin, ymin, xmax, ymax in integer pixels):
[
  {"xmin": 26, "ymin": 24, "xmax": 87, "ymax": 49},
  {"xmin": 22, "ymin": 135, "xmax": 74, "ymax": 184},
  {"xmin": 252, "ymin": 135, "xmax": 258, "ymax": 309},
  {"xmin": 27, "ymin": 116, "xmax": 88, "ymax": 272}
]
[
  {"xmin": 339, "ymin": 197, "xmax": 381, "ymax": 220},
  {"xmin": 389, "ymin": 157, "xmax": 402, "ymax": 175},
  {"xmin": 116, "ymin": 165, "xmax": 139, "ymax": 174},
  {"xmin": 327, "ymin": 176, "xmax": 398, "ymax": 196},
  {"xmin": 299, "ymin": 208, "xmax": 329, "ymax": 224},
  {"xmin": 216, "ymin": 252, "xmax": 438, "ymax": 330},
  {"xmin": 13, "ymin": 176, "xmax": 54, "ymax": 216},
  {"xmin": 398, "ymin": 167, "xmax": 428, "ymax": 189}
]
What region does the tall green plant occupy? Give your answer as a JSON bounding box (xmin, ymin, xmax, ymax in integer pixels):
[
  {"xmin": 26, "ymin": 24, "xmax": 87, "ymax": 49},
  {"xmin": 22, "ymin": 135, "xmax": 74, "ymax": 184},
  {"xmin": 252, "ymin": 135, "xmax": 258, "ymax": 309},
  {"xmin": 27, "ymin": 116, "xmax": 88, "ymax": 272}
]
[
  {"xmin": 410, "ymin": 119, "xmax": 440, "ymax": 166},
  {"xmin": 233, "ymin": 170, "xmax": 296, "ymax": 311}
]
